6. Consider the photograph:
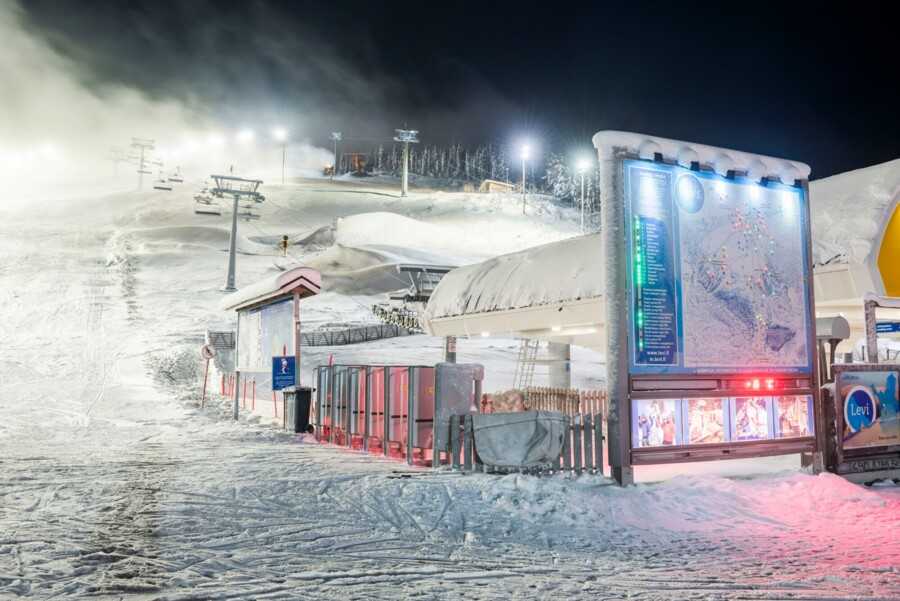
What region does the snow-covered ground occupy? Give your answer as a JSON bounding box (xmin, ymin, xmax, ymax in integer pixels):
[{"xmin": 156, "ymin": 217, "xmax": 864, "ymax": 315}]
[{"xmin": 1, "ymin": 176, "xmax": 898, "ymax": 599}]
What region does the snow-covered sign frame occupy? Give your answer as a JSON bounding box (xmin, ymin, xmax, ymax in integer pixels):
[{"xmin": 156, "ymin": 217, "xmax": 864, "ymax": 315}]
[{"xmin": 593, "ymin": 131, "xmax": 824, "ymax": 485}]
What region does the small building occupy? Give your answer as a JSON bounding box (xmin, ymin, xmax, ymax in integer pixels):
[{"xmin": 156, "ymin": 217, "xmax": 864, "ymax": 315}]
[
  {"xmin": 478, "ymin": 179, "xmax": 516, "ymax": 194},
  {"xmin": 220, "ymin": 266, "xmax": 321, "ymax": 421}
]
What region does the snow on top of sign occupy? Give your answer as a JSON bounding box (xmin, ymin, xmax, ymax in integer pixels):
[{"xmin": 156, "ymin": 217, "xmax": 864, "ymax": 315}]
[
  {"xmin": 809, "ymin": 158, "xmax": 900, "ymax": 265},
  {"xmin": 220, "ymin": 266, "xmax": 321, "ymax": 311},
  {"xmin": 422, "ymin": 234, "xmax": 603, "ymax": 323},
  {"xmin": 592, "ymin": 130, "xmax": 811, "ymax": 182}
]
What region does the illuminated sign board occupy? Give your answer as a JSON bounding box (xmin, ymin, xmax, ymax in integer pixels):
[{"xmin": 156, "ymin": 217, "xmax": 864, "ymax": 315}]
[
  {"xmin": 838, "ymin": 370, "xmax": 900, "ymax": 450},
  {"xmin": 624, "ymin": 160, "xmax": 813, "ymax": 374},
  {"xmin": 631, "ymin": 395, "xmax": 814, "ymax": 449}
]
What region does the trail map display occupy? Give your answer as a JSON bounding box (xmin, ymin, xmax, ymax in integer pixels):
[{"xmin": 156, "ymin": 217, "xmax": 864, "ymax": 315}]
[
  {"xmin": 237, "ymin": 299, "xmax": 294, "ymax": 371},
  {"xmin": 625, "ymin": 160, "xmax": 812, "ymax": 374}
]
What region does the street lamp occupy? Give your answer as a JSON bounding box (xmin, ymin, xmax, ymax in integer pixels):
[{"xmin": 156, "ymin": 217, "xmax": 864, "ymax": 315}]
[
  {"xmin": 520, "ymin": 143, "xmax": 530, "ymax": 214},
  {"xmin": 272, "ymin": 127, "xmax": 288, "ymax": 184},
  {"xmin": 576, "ymin": 157, "xmax": 591, "ymax": 233},
  {"xmin": 237, "ymin": 128, "xmax": 255, "ymax": 144}
]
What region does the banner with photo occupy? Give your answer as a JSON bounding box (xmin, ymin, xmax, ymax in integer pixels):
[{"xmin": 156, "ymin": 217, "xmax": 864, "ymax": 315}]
[
  {"xmin": 632, "ymin": 399, "xmax": 682, "ymax": 448},
  {"xmin": 730, "ymin": 397, "xmax": 775, "ymax": 441},
  {"xmin": 683, "ymin": 398, "xmax": 729, "ymax": 445},
  {"xmin": 773, "ymin": 395, "xmax": 815, "ymax": 438}
]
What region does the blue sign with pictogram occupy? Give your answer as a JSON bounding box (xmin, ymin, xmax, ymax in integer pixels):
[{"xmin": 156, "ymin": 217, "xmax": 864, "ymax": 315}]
[{"xmin": 272, "ymin": 356, "xmax": 296, "ymax": 390}]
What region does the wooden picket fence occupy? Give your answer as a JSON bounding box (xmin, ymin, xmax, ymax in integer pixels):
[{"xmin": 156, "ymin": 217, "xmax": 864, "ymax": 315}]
[
  {"xmin": 447, "ymin": 413, "xmax": 605, "ymax": 476},
  {"xmin": 525, "ymin": 387, "xmax": 608, "ymax": 417}
]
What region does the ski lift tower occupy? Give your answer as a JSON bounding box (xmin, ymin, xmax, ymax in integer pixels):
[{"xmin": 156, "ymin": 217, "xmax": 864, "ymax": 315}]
[
  {"xmin": 394, "ymin": 128, "xmax": 419, "ymax": 197},
  {"xmin": 212, "ymin": 174, "xmax": 264, "ymax": 292},
  {"xmin": 130, "ymin": 138, "xmax": 155, "ymax": 190}
]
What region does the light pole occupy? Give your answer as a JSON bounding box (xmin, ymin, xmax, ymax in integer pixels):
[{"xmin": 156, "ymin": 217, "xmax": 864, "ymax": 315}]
[
  {"xmin": 330, "ymin": 131, "xmax": 342, "ymax": 181},
  {"xmin": 577, "ymin": 157, "xmax": 590, "ymax": 233},
  {"xmin": 272, "ymin": 127, "xmax": 287, "ymax": 184},
  {"xmin": 394, "ymin": 128, "xmax": 419, "ymax": 197},
  {"xmin": 520, "ymin": 143, "xmax": 530, "ymax": 214}
]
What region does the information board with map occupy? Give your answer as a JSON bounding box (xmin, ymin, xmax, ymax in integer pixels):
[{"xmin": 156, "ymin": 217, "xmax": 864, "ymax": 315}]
[{"xmin": 624, "ymin": 160, "xmax": 812, "ymax": 374}]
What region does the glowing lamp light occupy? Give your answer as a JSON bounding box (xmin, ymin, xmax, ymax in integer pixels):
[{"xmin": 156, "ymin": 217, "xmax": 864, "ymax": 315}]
[
  {"xmin": 551, "ymin": 325, "xmax": 562, "ymax": 332},
  {"xmin": 207, "ymin": 133, "xmax": 225, "ymax": 148},
  {"xmin": 272, "ymin": 127, "xmax": 288, "ymax": 142},
  {"xmin": 520, "ymin": 144, "xmax": 530, "ymax": 161},
  {"xmin": 237, "ymin": 128, "xmax": 255, "ymax": 144},
  {"xmin": 576, "ymin": 157, "xmax": 591, "ymax": 173},
  {"xmin": 480, "ymin": 331, "xmax": 490, "ymax": 337}
]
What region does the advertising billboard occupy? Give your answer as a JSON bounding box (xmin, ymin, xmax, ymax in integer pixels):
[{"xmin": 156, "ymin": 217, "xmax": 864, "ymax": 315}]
[
  {"xmin": 237, "ymin": 298, "xmax": 294, "ymax": 371},
  {"xmin": 631, "ymin": 395, "xmax": 815, "ymax": 449},
  {"xmin": 624, "ymin": 160, "xmax": 812, "ymax": 374},
  {"xmin": 838, "ymin": 370, "xmax": 900, "ymax": 450}
]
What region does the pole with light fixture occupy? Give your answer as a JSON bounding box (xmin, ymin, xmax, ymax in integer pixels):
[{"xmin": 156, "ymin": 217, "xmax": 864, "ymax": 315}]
[
  {"xmin": 520, "ymin": 143, "xmax": 530, "ymax": 214},
  {"xmin": 577, "ymin": 157, "xmax": 590, "ymax": 233},
  {"xmin": 272, "ymin": 127, "xmax": 287, "ymax": 184}
]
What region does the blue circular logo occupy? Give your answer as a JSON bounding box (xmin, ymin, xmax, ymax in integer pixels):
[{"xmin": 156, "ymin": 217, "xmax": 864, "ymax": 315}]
[
  {"xmin": 676, "ymin": 175, "xmax": 704, "ymax": 213},
  {"xmin": 844, "ymin": 386, "xmax": 877, "ymax": 432}
]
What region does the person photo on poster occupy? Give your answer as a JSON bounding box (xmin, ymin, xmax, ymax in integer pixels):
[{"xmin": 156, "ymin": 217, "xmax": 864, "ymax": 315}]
[
  {"xmin": 733, "ymin": 396, "xmax": 769, "ymax": 441},
  {"xmin": 687, "ymin": 398, "xmax": 726, "ymax": 444},
  {"xmin": 775, "ymin": 395, "xmax": 812, "ymax": 438},
  {"xmin": 633, "ymin": 399, "xmax": 679, "ymax": 448}
]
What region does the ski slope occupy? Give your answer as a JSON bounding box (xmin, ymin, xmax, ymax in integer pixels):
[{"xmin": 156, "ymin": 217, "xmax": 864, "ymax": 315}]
[{"xmin": 0, "ymin": 176, "xmax": 898, "ymax": 600}]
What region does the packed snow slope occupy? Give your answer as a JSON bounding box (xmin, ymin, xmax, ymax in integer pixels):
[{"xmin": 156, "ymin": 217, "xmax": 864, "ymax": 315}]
[{"xmin": 0, "ymin": 175, "xmax": 898, "ymax": 600}]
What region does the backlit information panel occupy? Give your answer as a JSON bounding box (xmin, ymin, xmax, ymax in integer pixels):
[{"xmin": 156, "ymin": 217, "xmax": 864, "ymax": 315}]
[{"xmin": 624, "ymin": 160, "xmax": 813, "ymax": 374}]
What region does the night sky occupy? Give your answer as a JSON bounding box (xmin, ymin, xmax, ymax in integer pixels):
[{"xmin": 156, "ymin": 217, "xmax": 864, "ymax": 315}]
[{"xmin": 21, "ymin": 0, "xmax": 900, "ymax": 178}]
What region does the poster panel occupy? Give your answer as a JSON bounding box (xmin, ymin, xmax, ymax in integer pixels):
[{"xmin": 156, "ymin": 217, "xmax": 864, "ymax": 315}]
[
  {"xmin": 632, "ymin": 398, "xmax": 681, "ymax": 448},
  {"xmin": 624, "ymin": 160, "xmax": 812, "ymax": 374},
  {"xmin": 730, "ymin": 397, "xmax": 774, "ymax": 441},
  {"xmin": 236, "ymin": 299, "xmax": 294, "ymax": 371},
  {"xmin": 773, "ymin": 395, "xmax": 814, "ymax": 438},
  {"xmin": 838, "ymin": 371, "xmax": 900, "ymax": 450},
  {"xmin": 684, "ymin": 398, "xmax": 729, "ymax": 444}
]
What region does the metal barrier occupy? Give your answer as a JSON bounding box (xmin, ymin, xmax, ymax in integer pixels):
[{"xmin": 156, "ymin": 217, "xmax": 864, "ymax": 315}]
[{"xmin": 313, "ymin": 364, "xmax": 436, "ymax": 465}]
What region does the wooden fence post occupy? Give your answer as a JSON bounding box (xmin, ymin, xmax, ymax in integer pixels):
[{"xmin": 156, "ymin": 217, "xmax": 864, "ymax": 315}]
[{"xmin": 583, "ymin": 413, "xmax": 594, "ymax": 472}]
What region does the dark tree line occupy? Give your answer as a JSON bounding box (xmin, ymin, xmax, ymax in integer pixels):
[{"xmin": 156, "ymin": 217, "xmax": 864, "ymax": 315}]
[{"xmin": 338, "ymin": 143, "xmax": 601, "ymax": 227}]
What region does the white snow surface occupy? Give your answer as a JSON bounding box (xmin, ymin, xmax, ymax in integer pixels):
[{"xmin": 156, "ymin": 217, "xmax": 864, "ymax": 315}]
[
  {"xmin": 592, "ymin": 130, "xmax": 811, "ymax": 181},
  {"xmin": 1, "ymin": 177, "xmax": 898, "ymax": 600},
  {"xmin": 809, "ymin": 157, "xmax": 900, "ymax": 265},
  {"xmin": 423, "ymin": 234, "xmax": 603, "ymax": 322}
]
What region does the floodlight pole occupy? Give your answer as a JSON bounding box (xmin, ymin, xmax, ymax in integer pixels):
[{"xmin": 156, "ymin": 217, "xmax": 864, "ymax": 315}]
[
  {"xmin": 580, "ymin": 172, "xmax": 586, "ymax": 233},
  {"xmin": 281, "ymin": 143, "xmax": 286, "ymax": 185},
  {"xmin": 521, "ymin": 156, "xmax": 527, "ymax": 214},
  {"xmin": 225, "ymin": 193, "xmax": 239, "ymax": 292}
]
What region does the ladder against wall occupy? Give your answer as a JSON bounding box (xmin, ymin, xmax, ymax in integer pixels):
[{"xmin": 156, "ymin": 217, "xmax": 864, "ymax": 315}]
[{"xmin": 513, "ymin": 339, "xmax": 541, "ymax": 390}]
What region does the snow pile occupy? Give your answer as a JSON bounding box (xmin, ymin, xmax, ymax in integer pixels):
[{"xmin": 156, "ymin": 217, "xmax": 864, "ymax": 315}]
[
  {"xmin": 592, "ymin": 130, "xmax": 811, "ymax": 181},
  {"xmin": 482, "ymin": 471, "xmax": 900, "ymax": 568},
  {"xmin": 423, "ymin": 233, "xmax": 603, "ymax": 321},
  {"xmin": 809, "ymin": 158, "xmax": 900, "ymax": 265}
]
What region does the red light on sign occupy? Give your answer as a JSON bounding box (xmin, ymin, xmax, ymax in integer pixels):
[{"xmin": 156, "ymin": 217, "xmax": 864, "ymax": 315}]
[{"xmin": 743, "ymin": 377, "xmax": 777, "ymax": 392}]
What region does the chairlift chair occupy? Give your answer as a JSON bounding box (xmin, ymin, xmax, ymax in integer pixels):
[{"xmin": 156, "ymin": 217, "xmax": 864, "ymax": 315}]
[
  {"xmin": 194, "ymin": 205, "xmax": 222, "ymax": 216},
  {"xmin": 168, "ymin": 167, "xmax": 184, "ymax": 183},
  {"xmin": 153, "ymin": 171, "xmax": 173, "ymax": 191}
]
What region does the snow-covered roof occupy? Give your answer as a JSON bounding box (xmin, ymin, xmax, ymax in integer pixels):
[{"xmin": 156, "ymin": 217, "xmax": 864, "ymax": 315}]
[
  {"xmin": 809, "ymin": 158, "xmax": 900, "ymax": 265},
  {"xmin": 422, "ymin": 234, "xmax": 603, "ymax": 323},
  {"xmin": 220, "ymin": 266, "xmax": 322, "ymax": 312},
  {"xmin": 592, "ymin": 130, "xmax": 811, "ymax": 182}
]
